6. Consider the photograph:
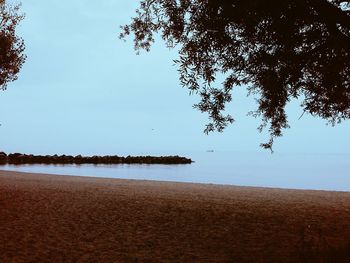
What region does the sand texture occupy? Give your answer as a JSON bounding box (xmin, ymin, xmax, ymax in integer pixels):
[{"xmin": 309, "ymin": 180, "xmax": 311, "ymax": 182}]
[{"xmin": 1, "ymin": 170, "xmax": 350, "ymax": 262}]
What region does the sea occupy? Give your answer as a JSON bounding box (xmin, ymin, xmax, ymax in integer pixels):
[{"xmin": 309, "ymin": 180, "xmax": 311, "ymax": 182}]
[{"xmin": 1, "ymin": 151, "xmax": 349, "ymax": 191}]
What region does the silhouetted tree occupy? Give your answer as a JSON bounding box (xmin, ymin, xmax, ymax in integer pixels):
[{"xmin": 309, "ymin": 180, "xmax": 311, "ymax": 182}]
[
  {"xmin": 120, "ymin": 0, "xmax": 350, "ymax": 150},
  {"xmin": 0, "ymin": 1, "xmax": 25, "ymax": 90}
]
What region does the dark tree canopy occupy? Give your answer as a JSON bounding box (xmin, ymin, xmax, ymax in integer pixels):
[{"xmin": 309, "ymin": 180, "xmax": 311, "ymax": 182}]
[
  {"xmin": 121, "ymin": 0, "xmax": 350, "ymax": 150},
  {"xmin": 0, "ymin": 0, "xmax": 25, "ymax": 90}
]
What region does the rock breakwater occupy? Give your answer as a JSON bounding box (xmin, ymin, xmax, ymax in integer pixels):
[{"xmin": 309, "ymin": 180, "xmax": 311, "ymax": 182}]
[{"xmin": 0, "ymin": 152, "xmax": 193, "ymax": 165}]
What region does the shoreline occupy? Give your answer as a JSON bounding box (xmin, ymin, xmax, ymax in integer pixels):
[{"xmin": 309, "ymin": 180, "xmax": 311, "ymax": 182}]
[
  {"xmin": 1, "ymin": 170, "xmax": 350, "ymax": 262},
  {"xmin": 1, "ymin": 168, "xmax": 349, "ymax": 193}
]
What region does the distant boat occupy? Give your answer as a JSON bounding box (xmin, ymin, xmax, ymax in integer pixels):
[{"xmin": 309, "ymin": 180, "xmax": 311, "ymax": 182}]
[{"xmin": 206, "ymin": 150, "xmax": 214, "ymax": 153}]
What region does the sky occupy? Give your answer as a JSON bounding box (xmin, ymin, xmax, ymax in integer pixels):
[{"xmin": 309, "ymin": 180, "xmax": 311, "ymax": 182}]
[{"xmin": 0, "ymin": 0, "xmax": 349, "ymax": 156}]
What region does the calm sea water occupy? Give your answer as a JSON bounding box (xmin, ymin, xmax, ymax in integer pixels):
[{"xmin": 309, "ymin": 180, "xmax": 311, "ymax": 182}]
[{"xmin": 1, "ymin": 151, "xmax": 349, "ymax": 191}]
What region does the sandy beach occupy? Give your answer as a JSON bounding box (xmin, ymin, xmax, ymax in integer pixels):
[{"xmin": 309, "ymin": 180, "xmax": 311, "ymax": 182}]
[{"xmin": 0, "ymin": 170, "xmax": 350, "ymax": 262}]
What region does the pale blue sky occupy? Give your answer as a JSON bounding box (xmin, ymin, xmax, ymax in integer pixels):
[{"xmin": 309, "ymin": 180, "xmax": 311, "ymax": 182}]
[{"xmin": 1, "ymin": 0, "xmax": 349, "ymax": 156}]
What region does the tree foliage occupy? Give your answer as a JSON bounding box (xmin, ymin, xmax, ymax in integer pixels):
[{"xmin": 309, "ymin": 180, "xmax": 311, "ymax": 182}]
[
  {"xmin": 120, "ymin": 0, "xmax": 350, "ymax": 150},
  {"xmin": 0, "ymin": 0, "xmax": 25, "ymax": 90}
]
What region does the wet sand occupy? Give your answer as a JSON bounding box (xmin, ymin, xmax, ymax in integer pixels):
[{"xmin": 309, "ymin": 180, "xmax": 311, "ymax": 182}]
[{"xmin": 1, "ymin": 170, "xmax": 350, "ymax": 262}]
